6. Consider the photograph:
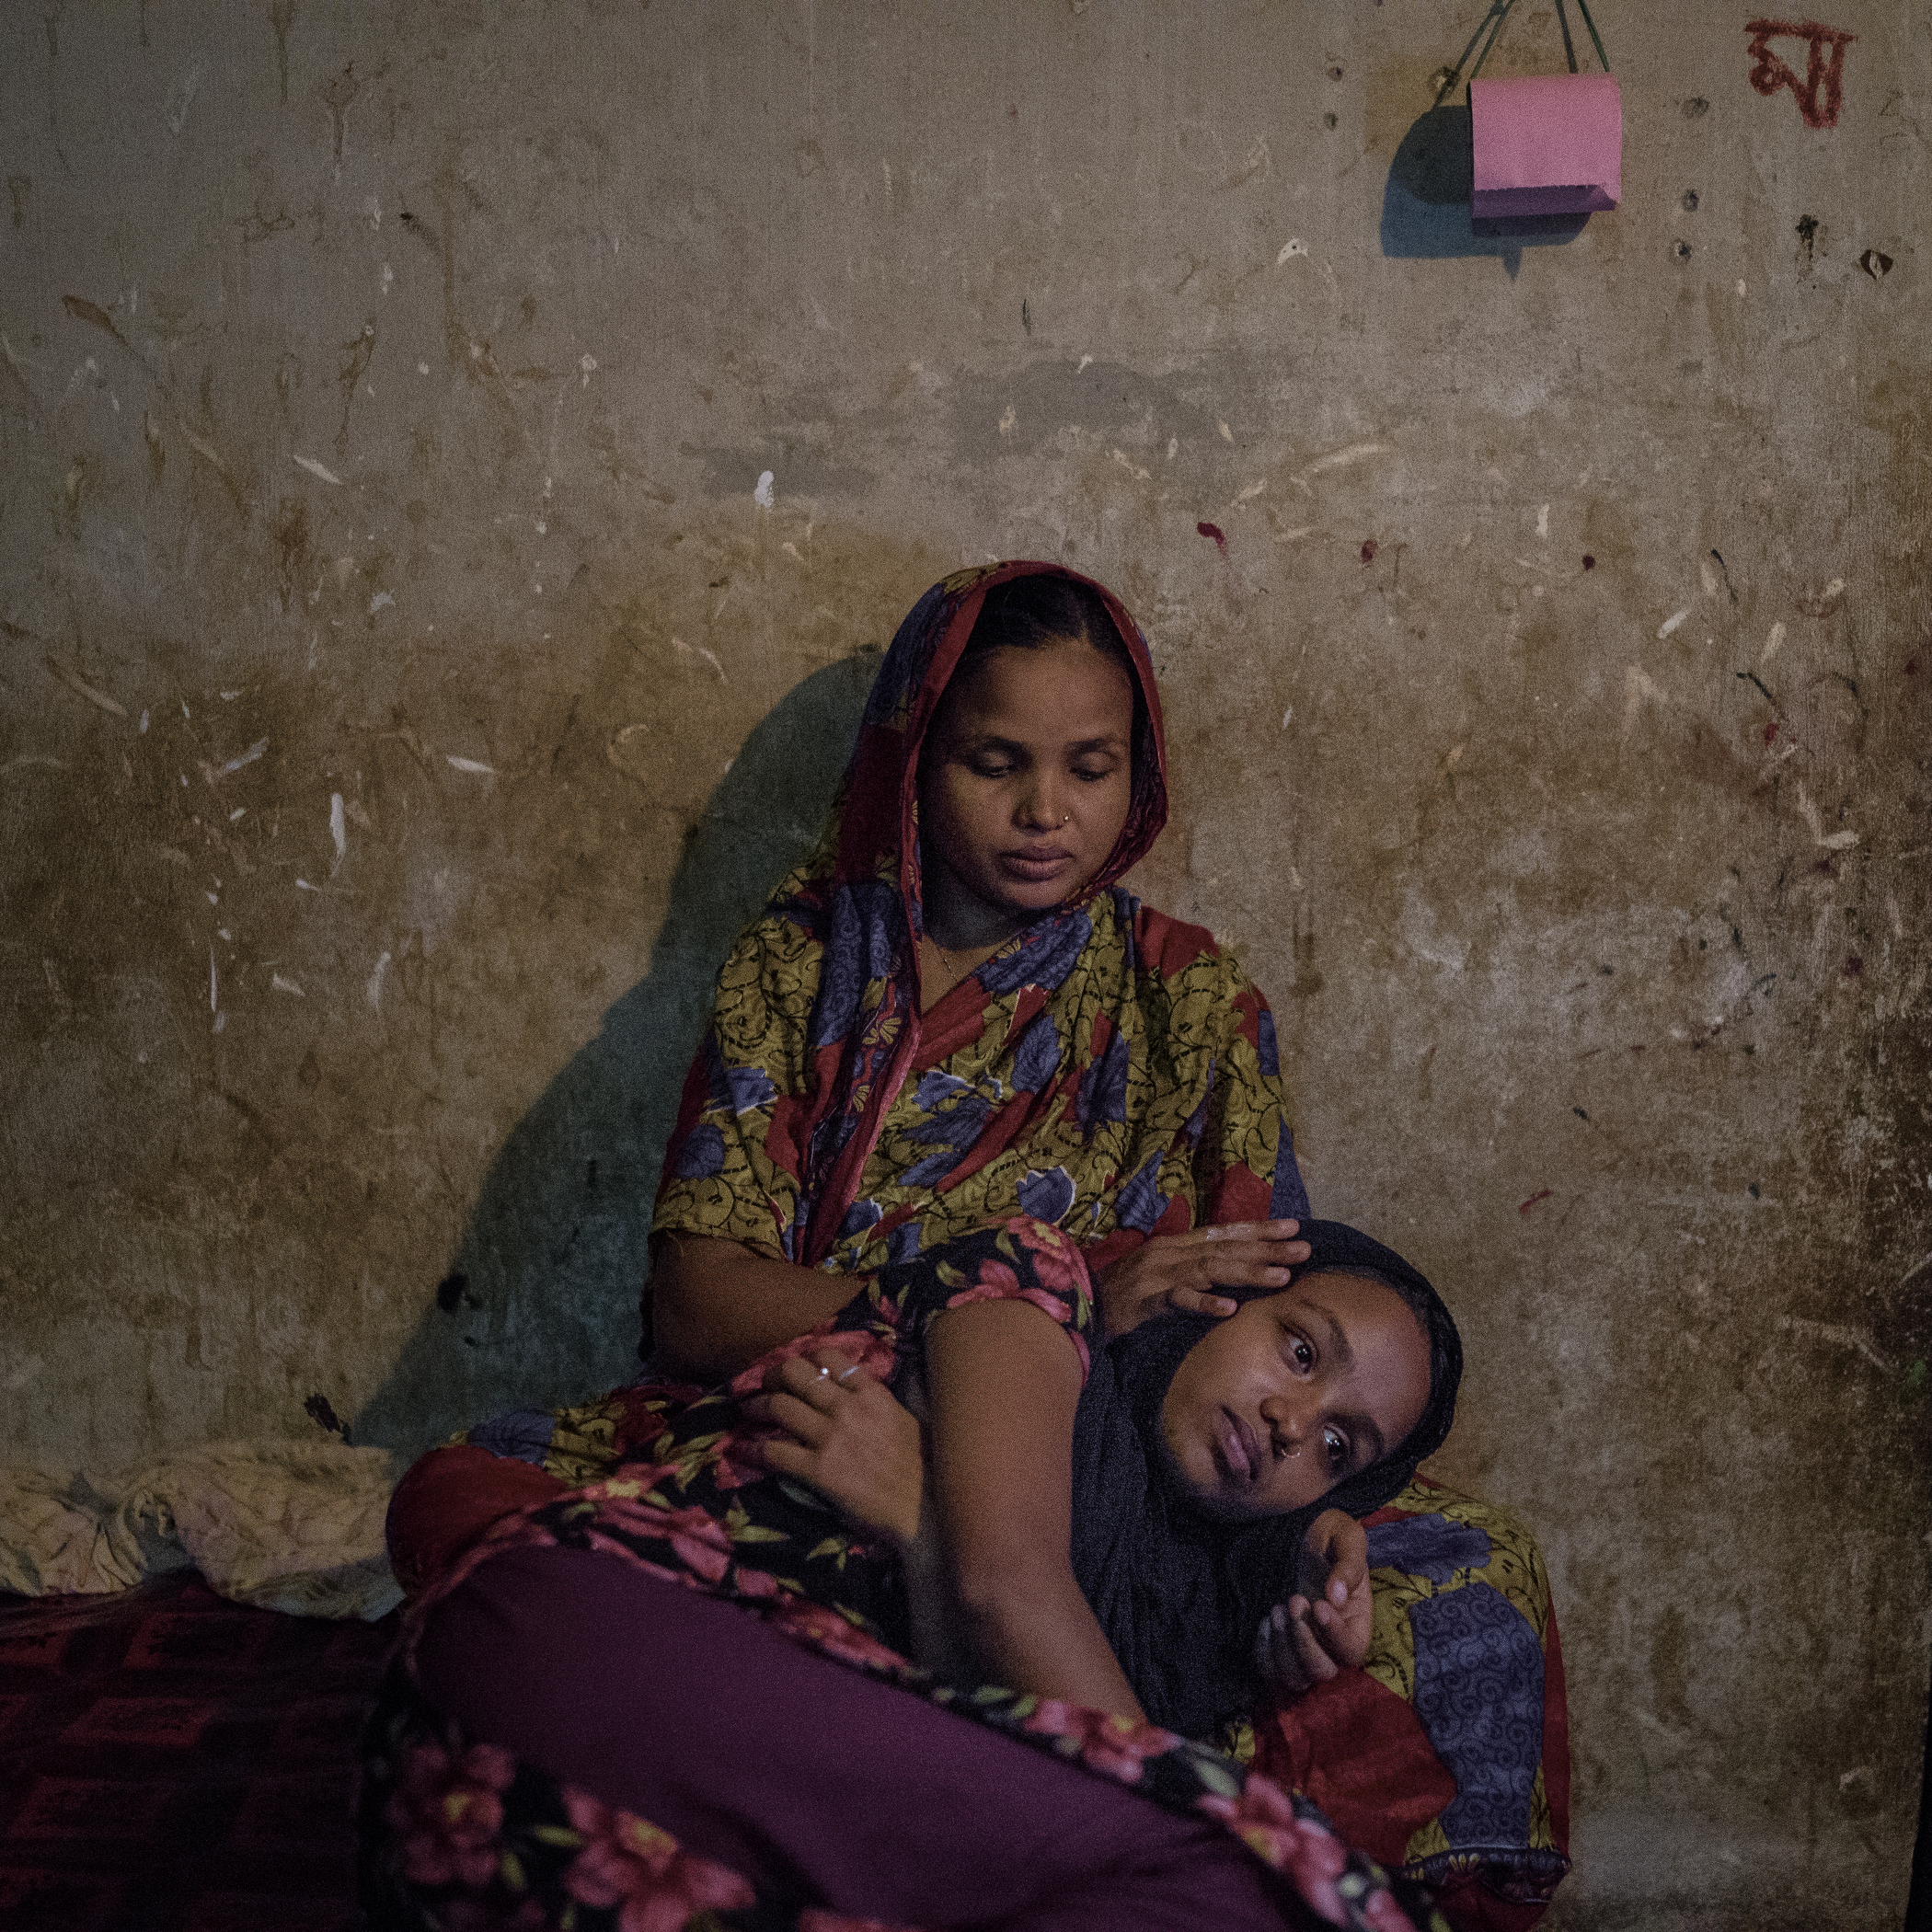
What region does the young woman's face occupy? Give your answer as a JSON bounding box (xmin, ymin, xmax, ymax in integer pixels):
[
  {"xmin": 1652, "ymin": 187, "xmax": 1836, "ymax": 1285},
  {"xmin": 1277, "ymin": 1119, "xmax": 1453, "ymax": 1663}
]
[
  {"xmin": 1160, "ymin": 1271, "xmax": 1432, "ymax": 1522},
  {"xmin": 917, "ymin": 637, "xmax": 1136, "ymax": 930}
]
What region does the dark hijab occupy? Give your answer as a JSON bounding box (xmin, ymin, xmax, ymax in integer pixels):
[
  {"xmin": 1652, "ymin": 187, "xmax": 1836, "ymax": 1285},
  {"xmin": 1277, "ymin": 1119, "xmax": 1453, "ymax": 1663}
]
[{"xmin": 1067, "ymin": 1220, "xmax": 1463, "ymax": 1741}]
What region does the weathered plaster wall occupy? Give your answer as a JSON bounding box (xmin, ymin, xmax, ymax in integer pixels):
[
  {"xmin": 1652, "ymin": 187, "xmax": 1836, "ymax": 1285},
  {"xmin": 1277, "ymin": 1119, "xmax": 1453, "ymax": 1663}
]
[{"xmin": 2, "ymin": 4, "xmax": 1926, "ymax": 1925}]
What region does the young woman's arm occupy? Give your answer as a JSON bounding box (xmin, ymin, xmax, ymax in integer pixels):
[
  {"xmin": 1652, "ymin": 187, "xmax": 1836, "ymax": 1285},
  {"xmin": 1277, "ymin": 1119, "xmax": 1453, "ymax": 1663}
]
[
  {"xmin": 923, "ymin": 1298, "xmax": 1146, "ymax": 1721},
  {"xmin": 650, "ymin": 1235, "xmax": 858, "ymax": 1383}
]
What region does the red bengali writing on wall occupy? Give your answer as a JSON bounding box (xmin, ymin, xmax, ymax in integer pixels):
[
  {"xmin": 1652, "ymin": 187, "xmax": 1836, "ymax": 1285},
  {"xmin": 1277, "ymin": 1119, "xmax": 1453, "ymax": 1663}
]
[{"xmin": 1745, "ymin": 18, "xmax": 1856, "ymax": 129}]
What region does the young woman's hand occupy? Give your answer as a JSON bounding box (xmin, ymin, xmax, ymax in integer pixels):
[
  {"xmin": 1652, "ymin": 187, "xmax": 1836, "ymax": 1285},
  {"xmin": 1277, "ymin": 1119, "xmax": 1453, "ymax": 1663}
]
[
  {"xmin": 1254, "ymin": 1509, "xmax": 1373, "ymax": 1703},
  {"xmin": 742, "ymin": 1349, "xmax": 926, "ymax": 1550},
  {"xmin": 1093, "ymin": 1220, "xmax": 1311, "ymax": 1336}
]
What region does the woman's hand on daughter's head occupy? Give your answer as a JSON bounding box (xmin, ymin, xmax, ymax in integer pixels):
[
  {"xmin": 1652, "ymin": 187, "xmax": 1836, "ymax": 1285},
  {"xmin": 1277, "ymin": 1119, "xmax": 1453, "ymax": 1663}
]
[
  {"xmin": 1253, "ymin": 1509, "xmax": 1373, "ymax": 1704},
  {"xmin": 1094, "ymin": 1220, "xmax": 1311, "ymax": 1337},
  {"xmin": 743, "ymin": 1349, "xmax": 926, "ymax": 1550}
]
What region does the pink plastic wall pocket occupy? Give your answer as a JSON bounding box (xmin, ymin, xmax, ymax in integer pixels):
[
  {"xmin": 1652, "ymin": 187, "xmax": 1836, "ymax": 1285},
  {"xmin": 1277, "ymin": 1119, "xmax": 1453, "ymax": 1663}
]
[{"xmin": 1469, "ymin": 74, "xmax": 1622, "ymax": 217}]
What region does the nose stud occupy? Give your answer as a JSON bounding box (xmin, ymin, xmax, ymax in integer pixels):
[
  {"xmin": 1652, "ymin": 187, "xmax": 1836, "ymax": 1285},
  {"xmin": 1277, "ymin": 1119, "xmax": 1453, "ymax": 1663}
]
[{"xmin": 1062, "ymin": 812, "xmax": 1070, "ymax": 825}]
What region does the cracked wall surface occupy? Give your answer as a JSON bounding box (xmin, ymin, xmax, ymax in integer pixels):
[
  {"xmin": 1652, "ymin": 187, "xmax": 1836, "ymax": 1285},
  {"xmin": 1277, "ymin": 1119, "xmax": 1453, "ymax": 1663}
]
[{"xmin": 2, "ymin": 5, "xmax": 1927, "ymax": 1926}]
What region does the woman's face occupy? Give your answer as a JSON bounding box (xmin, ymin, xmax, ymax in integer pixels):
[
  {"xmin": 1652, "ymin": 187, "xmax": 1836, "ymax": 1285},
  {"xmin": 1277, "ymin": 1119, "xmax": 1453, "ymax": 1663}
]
[
  {"xmin": 917, "ymin": 637, "xmax": 1137, "ymax": 933},
  {"xmin": 1160, "ymin": 1271, "xmax": 1432, "ymax": 1522}
]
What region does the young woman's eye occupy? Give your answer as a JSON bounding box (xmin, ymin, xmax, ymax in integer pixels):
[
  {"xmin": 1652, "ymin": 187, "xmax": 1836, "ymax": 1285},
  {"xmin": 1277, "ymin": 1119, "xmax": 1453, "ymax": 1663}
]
[
  {"xmin": 1323, "ymin": 1428, "xmax": 1350, "ymax": 1470},
  {"xmin": 1283, "ymin": 1334, "xmax": 1314, "ymax": 1373},
  {"xmin": 1072, "ymin": 764, "xmax": 1117, "ymax": 783},
  {"xmin": 969, "ymin": 759, "xmax": 1016, "ymax": 779}
]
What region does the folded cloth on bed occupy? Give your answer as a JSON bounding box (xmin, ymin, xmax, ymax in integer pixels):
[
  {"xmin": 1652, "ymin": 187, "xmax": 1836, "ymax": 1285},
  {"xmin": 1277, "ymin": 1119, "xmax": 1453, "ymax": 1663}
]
[
  {"xmin": 1253, "ymin": 1474, "xmax": 1572, "ymax": 1932},
  {"xmin": 0, "ymin": 1438, "xmax": 401, "ymax": 1620}
]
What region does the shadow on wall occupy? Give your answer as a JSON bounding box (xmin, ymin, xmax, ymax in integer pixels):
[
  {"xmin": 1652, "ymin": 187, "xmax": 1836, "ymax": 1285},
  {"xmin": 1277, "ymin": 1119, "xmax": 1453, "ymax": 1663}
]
[
  {"xmin": 1380, "ymin": 104, "xmax": 1588, "ymax": 279},
  {"xmin": 351, "ymin": 649, "xmax": 883, "ymax": 1460}
]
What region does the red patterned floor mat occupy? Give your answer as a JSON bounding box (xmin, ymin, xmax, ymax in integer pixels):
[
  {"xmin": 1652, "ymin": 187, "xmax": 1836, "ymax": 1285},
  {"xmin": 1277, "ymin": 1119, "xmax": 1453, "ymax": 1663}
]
[{"xmin": 0, "ymin": 1573, "xmax": 397, "ymax": 1931}]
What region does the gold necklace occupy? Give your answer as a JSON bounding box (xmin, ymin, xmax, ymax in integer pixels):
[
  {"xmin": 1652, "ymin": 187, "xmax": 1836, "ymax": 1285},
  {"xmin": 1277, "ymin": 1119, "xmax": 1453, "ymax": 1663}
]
[{"xmin": 926, "ymin": 928, "xmax": 995, "ymax": 990}]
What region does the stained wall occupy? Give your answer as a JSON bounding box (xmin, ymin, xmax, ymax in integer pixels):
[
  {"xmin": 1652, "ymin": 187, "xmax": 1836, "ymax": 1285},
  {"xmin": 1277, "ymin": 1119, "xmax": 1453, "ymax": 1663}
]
[{"xmin": 1, "ymin": 5, "xmax": 1926, "ymax": 1926}]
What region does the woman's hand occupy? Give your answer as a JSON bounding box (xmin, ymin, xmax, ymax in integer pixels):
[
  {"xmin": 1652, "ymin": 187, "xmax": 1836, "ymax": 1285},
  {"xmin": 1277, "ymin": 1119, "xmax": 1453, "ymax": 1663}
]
[
  {"xmin": 1254, "ymin": 1509, "xmax": 1373, "ymax": 1704},
  {"xmin": 743, "ymin": 1349, "xmax": 926, "ymax": 1550},
  {"xmin": 1094, "ymin": 1219, "xmax": 1311, "ymax": 1337}
]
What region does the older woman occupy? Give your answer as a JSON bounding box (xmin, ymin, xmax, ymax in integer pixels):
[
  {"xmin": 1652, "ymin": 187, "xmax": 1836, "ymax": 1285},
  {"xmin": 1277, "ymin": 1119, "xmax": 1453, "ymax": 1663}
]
[{"xmin": 646, "ymin": 561, "xmax": 1316, "ymax": 1377}]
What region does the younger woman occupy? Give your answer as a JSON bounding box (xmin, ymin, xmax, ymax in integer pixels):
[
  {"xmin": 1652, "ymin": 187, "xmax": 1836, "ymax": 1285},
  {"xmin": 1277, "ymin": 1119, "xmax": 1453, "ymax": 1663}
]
[
  {"xmin": 748, "ymin": 1216, "xmax": 1463, "ymax": 1741},
  {"xmin": 362, "ymin": 1215, "xmax": 1460, "ymax": 1932}
]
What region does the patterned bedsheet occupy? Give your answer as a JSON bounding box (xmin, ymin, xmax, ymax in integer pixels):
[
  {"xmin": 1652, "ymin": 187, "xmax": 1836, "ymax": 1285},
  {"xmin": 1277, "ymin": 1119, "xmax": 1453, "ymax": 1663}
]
[{"xmin": 0, "ymin": 1575, "xmax": 395, "ymax": 1932}]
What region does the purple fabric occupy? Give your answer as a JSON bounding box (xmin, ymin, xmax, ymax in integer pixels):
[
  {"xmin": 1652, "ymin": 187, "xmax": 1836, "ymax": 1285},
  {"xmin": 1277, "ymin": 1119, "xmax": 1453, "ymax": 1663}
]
[{"xmin": 416, "ymin": 1545, "xmax": 1301, "ymax": 1932}]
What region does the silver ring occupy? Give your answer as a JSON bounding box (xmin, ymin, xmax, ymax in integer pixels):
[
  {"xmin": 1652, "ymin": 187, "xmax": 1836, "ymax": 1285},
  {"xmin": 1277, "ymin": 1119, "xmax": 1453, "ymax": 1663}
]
[
  {"xmin": 811, "ymin": 1366, "xmax": 832, "ymax": 1382},
  {"xmin": 835, "ymin": 1363, "xmax": 862, "ymax": 1386}
]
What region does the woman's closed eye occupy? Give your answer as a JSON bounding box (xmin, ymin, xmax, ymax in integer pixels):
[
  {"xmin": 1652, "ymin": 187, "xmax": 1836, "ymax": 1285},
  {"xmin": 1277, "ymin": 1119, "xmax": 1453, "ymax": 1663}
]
[{"xmin": 966, "ymin": 761, "xmax": 1114, "ymax": 784}]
